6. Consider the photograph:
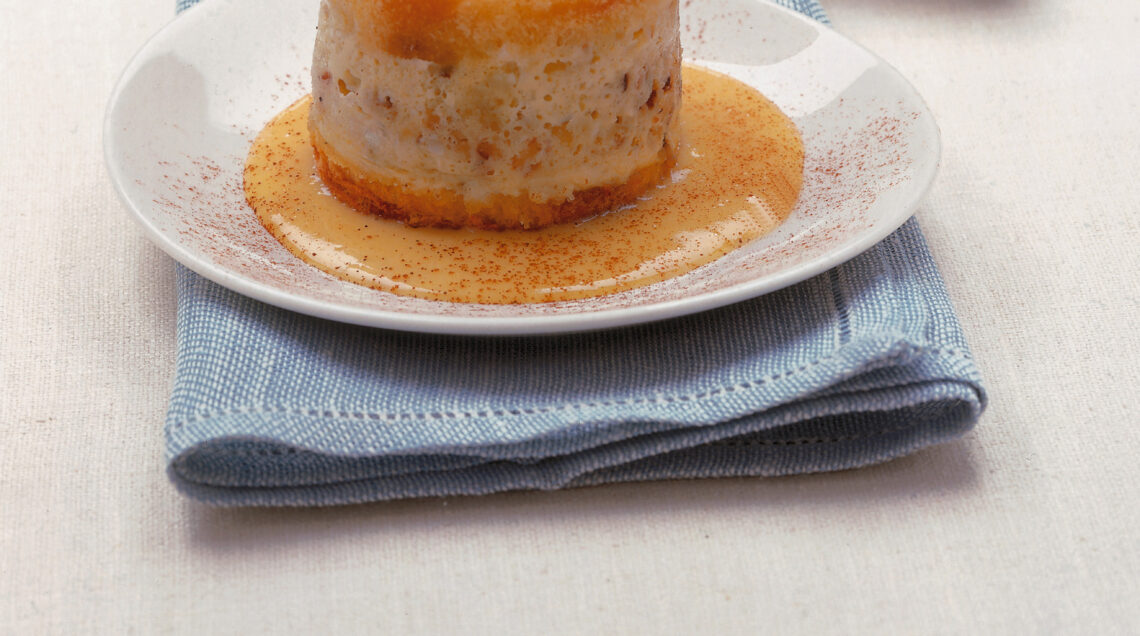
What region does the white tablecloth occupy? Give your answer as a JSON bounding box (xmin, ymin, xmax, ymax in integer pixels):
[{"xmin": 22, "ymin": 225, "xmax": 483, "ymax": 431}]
[{"xmin": 3, "ymin": 0, "xmax": 1137, "ymax": 632}]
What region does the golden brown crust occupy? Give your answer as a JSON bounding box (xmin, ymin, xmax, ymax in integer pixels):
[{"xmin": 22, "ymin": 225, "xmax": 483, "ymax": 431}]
[
  {"xmin": 311, "ymin": 126, "xmax": 675, "ymax": 230},
  {"xmin": 345, "ymin": 0, "xmax": 649, "ymax": 65}
]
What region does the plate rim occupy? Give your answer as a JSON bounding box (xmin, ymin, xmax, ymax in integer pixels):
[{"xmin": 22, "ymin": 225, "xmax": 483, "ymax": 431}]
[{"xmin": 104, "ymin": 0, "xmax": 940, "ymax": 336}]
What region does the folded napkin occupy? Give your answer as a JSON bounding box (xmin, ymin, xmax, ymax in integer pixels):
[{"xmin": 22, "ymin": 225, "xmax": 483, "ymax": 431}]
[{"xmin": 166, "ymin": 0, "xmax": 985, "ymax": 506}]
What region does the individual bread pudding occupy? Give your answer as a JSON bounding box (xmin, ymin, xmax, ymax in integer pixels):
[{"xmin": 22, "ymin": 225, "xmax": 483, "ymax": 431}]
[{"xmin": 308, "ymin": 0, "xmax": 682, "ymax": 230}]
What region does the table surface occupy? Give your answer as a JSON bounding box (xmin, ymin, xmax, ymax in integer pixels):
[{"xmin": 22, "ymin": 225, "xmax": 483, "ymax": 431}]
[{"xmin": 3, "ymin": 0, "xmax": 1138, "ymax": 633}]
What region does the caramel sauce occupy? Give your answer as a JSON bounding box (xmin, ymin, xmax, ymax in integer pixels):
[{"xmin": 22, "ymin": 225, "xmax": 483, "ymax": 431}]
[{"xmin": 244, "ymin": 65, "xmax": 803, "ymax": 304}]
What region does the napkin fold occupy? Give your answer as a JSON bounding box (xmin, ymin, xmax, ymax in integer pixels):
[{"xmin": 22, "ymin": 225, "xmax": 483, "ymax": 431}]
[{"xmin": 166, "ymin": 0, "xmax": 985, "ymax": 506}]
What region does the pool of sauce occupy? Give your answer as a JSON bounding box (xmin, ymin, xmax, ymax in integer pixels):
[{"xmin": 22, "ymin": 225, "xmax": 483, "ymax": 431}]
[{"xmin": 244, "ymin": 65, "xmax": 803, "ymax": 304}]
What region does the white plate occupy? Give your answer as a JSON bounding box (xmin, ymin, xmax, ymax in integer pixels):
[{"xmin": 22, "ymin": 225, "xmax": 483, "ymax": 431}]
[{"xmin": 104, "ymin": 0, "xmax": 939, "ymax": 336}]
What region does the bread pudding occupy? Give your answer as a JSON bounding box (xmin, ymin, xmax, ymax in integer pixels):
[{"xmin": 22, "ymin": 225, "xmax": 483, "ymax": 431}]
[{"xmin": 308, "ymin": 0, "xmax": 682, "ymax": 230}]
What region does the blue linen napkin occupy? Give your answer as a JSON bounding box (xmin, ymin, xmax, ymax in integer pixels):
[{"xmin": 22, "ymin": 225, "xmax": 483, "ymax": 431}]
[{"xmin": 166, "ymin": 0, "xmax": 985, "ymax": 506}]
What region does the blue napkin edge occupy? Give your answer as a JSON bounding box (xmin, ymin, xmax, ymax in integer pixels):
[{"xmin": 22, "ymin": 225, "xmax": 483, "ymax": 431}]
[
  {"xmin": 167, "ymin": 319, "xmax": 981, "ymax": 461},
  {"xmin": 169, "ymin": 383, "xmax": 979, "ymax": 505}
]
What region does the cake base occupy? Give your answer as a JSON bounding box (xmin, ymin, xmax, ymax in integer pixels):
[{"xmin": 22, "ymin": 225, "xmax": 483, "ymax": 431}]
[{"xmin": 310, "ymin": 127, "xmax": 676, "ymax": 231}]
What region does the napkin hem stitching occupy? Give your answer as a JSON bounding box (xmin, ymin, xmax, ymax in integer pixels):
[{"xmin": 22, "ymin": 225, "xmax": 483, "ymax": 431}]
[
  {"xmin": 708, "ymin": 420, "xmax": 923, "ymax": 447},
  {"xmin": 204, "ymin": 419, "xmax": 931, "ymax": 458},
  {"xmin": 829, "ymin": 268, "xmax": 852, "ymax": 346},
  {"xmin": 169, "ymin": 345, "xmax": 975, "ymax": 429}
]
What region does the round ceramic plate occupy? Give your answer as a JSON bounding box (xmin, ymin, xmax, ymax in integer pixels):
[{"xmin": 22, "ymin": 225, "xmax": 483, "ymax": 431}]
[{"xmin": 105, "ymin": 0, "xmax": 939, "ymax": 336}]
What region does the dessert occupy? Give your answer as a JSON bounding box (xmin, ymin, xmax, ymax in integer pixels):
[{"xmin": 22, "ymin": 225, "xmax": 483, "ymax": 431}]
[
  {"xmin": 308, "ymin": 0, "xmax": 682, "ymax": 230},
  {"xmin": 244, "ymin": 0, "xmax": 805, "ymax": 305}
]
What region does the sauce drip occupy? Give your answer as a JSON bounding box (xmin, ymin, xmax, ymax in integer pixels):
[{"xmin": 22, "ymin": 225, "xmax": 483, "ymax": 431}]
[{"xmin": 244, "ymin": 65, "xmax": 803, "ymax": 304}]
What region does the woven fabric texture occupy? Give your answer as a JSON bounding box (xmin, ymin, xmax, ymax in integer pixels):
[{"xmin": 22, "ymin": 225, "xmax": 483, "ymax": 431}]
[{"xmin": 167, "ymin": 0, "xmax": 985, "ymax": 506}]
